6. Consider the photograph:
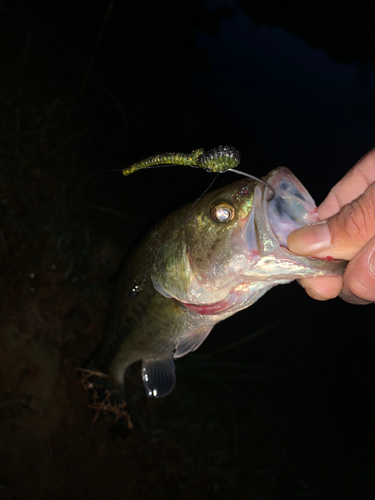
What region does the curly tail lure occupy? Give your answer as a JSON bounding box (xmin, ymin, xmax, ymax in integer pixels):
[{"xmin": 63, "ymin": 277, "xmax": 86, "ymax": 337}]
[{"xmin": 122, "ymin": 145, "xmax": 276, "ymax": 201}]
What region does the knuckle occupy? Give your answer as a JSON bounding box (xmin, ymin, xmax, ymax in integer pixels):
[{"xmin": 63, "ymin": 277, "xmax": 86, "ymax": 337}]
[{"xmin": 340, "ymin": 196, "xmax": 375, "ymax": 242}]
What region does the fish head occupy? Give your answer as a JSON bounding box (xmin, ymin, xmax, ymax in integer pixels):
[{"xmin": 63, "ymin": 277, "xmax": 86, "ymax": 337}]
[{"xmin": 152, "ymin": 167, "xmax": 346, "ymax": 313}]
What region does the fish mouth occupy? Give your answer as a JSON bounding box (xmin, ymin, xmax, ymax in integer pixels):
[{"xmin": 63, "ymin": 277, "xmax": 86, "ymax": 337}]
[
  {"xmin": 244, "ymin": 167, "xmax": 346, "ymax": 280},
  {"xmin": 257, "ymin": 167, "xmax": 320, "ymax": 249}
]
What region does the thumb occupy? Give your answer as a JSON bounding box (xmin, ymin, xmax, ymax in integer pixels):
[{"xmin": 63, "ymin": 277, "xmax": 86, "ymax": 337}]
[{"xmin": 287, "ymin": 182, "xmax": 375, "ymax": 260}]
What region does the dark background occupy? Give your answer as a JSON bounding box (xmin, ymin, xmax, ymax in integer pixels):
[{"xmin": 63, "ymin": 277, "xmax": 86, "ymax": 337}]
[{"xmin": 0, "ymin": 1, "xmax": 374, "ymax": 499}]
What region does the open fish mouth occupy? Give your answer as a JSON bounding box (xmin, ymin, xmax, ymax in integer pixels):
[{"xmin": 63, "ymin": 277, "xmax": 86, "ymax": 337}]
[
  {"xmin": 245, "ymin": 167, "xmax": 345, "ymax": 280},
  {"xmin": 255, "ymin": 167, "xmax": 320, "ymax": 251}
]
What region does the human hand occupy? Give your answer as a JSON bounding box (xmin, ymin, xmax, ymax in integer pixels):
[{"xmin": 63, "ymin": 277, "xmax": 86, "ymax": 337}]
[{"xmin": 287, "ymin": 148, "xmax": 375, "ymax": 304}]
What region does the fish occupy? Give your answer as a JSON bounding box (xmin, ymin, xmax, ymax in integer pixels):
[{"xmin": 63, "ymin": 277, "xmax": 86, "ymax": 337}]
[{"xmin": 88, "ymin": 167, "xmax": 346, "ymax": 400}]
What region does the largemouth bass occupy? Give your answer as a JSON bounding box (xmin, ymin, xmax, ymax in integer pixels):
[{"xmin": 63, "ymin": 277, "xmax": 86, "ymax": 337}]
[{"xmin": 90, "ymin": 167, "xmax": 345, "ymax": 399}]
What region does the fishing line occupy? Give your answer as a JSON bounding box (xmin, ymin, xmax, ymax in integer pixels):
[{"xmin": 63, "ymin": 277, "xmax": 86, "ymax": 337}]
[
  {"xmin": 185, "ymin": 173, "xmax": 220, "ymax": 218},
  {"xmin": 38, "ymin": 163, "xmax": 173, "ymax": 180},
  {"xmin": 85, "ymin": 164, "xmax": 176, "ymax": 175}
]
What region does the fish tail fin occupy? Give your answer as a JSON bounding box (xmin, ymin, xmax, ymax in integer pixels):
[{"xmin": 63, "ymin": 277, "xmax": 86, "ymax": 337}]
[{"xmin": 142, "ymin": 355, "xmax": 176, "ymax": 398}]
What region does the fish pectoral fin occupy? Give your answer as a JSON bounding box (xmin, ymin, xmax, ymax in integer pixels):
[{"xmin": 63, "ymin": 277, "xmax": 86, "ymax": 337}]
[
  {"xmin": 174, "ymin": 325, "xmax": 213, "ymax": 359},
  {"xmin": 141, "ymin": 355, "xmax": 176, "ymax": 398}
]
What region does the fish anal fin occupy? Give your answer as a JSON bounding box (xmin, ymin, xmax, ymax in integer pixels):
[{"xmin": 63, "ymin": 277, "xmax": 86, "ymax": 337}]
[
  {"xmin": 174, "ymin": 325, "xmax": 213, "ymax": 359},
  {"xmin": 142, "ymin": 355, "xmax": 176, "ymax": 398}
]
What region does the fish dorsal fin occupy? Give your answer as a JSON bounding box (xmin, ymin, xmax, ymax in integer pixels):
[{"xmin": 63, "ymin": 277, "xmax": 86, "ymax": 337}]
[
  {"xmin": 141, "ymin": 356, "xmax": 176, "ymax": 398},
  {"xmin": 174, "ymin": 325, "xmax": 213, "ymax": 359}
]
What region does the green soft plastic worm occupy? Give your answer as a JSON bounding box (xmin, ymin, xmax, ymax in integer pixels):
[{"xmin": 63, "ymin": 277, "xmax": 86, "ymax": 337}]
[
  {"xmin": 122, "ymin": 145, "xmax": 241, "ymax": 176},
  {"xmin": 122, "ymin": 145, "xmax": 276, "ymax": 201}
]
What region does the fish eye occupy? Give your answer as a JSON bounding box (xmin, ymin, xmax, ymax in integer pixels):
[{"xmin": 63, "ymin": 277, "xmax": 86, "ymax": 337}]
[{"xmin": 210, "ymin": 202, "xmax": 235, "ymax": 223}]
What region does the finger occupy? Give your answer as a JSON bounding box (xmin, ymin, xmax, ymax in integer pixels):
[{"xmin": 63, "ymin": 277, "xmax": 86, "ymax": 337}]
[
  {"xmin": 340, "ymin": 235, "xmax": 375, "ymax": 302},
  {"xmin": 319, "ymin": 148, "xmax": 375, "ymax": 220},
  {"xmin": 288, "ymin": 181, "xmax": 375, "ymax": 260},
  {"xmin": 298, "ymin": 275, "xmax": 343, "ymax": 301}
]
